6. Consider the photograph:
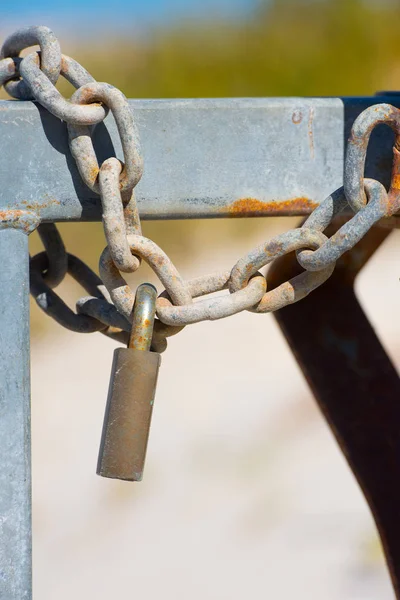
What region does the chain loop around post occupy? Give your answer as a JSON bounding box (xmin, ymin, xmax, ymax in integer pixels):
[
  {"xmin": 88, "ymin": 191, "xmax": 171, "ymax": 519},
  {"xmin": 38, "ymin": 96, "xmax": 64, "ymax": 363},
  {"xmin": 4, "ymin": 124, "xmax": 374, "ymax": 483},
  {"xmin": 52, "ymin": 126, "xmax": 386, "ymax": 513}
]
[{"xmin": 1, "ymin": 24, "xmax": 398, "ymax": 354}]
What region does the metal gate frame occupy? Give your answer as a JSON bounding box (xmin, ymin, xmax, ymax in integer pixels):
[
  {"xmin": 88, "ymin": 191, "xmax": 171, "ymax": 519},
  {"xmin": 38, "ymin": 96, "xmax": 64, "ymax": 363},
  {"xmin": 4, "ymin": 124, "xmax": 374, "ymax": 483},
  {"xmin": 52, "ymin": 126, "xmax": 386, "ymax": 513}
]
[{"xmin": 0, "ymin": 94, "xmax": 399, "ymax": 599}]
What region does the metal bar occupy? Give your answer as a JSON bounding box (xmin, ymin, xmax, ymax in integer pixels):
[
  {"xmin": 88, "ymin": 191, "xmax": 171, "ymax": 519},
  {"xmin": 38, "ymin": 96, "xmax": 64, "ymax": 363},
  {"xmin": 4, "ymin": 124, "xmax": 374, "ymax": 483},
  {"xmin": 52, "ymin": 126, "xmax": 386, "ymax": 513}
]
[
  {"xmin": 0, "ymin": 95, "xmax": 398, "ymax": 221},
  {"xmin": 268, "ymin": 226, "xmax": 400, "ymax": 598},
  {"xmin": 0, "ymin": 228, "xmax": 32, "ymax": 600}
]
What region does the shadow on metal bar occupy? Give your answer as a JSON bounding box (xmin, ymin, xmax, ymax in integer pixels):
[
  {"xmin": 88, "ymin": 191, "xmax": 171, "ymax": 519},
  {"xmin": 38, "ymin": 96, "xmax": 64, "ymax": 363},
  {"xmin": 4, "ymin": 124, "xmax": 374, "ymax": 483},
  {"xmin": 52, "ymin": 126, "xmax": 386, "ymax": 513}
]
[
  {"xmin": 2, "ymin": 96, "xmax": 400, "ymax": 221},
  {"xmin": 268, "ymin": 224, "xmax": 400, "ymax": 598}
]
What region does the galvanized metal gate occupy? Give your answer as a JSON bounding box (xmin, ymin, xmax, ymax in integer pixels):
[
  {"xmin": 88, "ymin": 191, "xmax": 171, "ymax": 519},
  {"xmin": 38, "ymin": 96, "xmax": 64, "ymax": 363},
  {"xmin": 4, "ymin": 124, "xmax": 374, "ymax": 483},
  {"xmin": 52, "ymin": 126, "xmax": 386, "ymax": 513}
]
[{"xmin": 1, "ymin": 41, "xmax": 400, "ymax": 597}]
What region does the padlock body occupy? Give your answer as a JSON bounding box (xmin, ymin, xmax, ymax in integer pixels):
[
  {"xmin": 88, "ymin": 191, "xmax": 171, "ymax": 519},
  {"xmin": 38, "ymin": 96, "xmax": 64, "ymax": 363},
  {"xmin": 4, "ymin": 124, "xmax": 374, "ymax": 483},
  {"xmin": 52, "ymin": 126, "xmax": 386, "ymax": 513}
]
[{"xmin": 97, "ymin": 348, "xmax": 161, "ymax": 481}]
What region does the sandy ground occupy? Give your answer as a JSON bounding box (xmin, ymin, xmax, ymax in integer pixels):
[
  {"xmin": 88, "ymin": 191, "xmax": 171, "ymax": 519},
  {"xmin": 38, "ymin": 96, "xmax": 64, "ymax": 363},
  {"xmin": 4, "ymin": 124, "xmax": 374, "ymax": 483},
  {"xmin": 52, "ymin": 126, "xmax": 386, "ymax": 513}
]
[{"xmin": 30, "ymin": 228, "xmax": 399, "ymax": 599}]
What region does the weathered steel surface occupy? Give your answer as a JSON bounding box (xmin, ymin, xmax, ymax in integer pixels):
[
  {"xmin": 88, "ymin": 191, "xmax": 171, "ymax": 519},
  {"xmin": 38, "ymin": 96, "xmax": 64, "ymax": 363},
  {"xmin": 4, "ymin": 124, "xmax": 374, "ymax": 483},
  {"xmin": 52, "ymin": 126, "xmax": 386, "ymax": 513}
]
[
  {"xmin": 268, "ymin": 225, "xmax": 400, "ymax": 599},
  {"xmin": 0, "ymin": 228, "xmax": 32, "ymax": 600},
  {"xmin": 0, "ymin": 96, "xmax": 399, "ymax": 221}
]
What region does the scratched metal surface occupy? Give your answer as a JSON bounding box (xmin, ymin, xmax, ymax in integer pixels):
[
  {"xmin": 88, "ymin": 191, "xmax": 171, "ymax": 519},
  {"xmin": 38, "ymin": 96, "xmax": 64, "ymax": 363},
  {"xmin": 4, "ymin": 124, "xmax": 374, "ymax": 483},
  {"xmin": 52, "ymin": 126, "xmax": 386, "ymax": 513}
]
[{"xmin": 0, "ymin": 96, "xmax": 398, "ymax": 221}]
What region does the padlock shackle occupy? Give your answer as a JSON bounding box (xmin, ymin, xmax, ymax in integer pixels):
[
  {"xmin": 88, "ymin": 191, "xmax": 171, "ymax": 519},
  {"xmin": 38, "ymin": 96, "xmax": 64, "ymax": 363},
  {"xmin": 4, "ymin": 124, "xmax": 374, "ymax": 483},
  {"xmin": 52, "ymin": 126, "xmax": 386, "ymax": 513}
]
[{"xmin": 129, "ymin": 283, "xmax": 157, "ymax": 351}]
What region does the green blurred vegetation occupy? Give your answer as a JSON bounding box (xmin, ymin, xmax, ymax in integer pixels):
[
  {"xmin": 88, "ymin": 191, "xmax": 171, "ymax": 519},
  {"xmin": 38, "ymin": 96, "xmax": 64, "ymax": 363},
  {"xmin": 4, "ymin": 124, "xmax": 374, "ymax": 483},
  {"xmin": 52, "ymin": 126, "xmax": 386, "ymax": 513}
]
[
  {"xmin": 4, "ymin": 0, "xmax": 400, "ymax": 333},
  {"xmin": 70, "ymin": 0, "xmax": 400, "ymax": 98}
]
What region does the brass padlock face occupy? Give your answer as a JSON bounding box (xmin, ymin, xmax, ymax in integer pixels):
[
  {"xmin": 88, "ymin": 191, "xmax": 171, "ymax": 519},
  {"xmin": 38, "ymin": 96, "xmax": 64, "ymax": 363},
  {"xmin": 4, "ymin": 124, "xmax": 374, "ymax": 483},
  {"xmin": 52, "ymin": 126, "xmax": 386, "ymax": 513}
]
[{"xmin": 97, "ymin": 347, "xmax": 161, "ymax": 481}]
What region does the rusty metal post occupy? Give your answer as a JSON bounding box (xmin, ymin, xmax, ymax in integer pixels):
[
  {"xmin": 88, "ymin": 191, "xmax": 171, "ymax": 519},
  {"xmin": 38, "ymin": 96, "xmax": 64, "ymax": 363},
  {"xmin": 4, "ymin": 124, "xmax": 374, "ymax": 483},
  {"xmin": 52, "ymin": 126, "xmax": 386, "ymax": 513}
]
[
  {"xmin": 268, "ymin": 226, "xmax": 400, "ymax": 598},
  {"xmin": 0, "ymin": 228, "xmax": 32, "ymax": 600}
]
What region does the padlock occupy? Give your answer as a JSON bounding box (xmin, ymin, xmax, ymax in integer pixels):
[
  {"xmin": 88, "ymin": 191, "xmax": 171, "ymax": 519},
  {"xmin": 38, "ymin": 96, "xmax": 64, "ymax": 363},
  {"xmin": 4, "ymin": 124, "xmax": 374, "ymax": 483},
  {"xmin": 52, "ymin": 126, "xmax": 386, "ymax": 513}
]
[{"xmin": 97, "ymin": 283, "xmax": 161, "ymax": 481}]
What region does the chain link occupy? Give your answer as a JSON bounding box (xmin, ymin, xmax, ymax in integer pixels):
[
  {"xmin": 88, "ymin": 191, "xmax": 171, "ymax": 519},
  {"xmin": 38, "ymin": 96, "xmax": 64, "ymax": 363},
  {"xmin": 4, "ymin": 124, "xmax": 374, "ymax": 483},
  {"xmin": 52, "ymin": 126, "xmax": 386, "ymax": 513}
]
[
  {"xmin": 20, "ymin": 52, "xmax": 108, "ymax": 125},
  {"xmin": 1, "ymin": 24, "xmax": 399, "ymax": 351},
  {"xmin": 229, "ymin": 229, "xmax": 334, "ymax": 314},
  {"xmin": 99, "ymin": 235, "xmax": 193, "ymax": 319},
  {"xmin": 0, "ymin": 25, "xmax": 61, "ymax": 100},
  {"xmin": 157, "ymin": 272, "xmax": 267, "ymax": 325},
  {"xmin": 98, "ymin": 158, "xmax": 142, "ymax": 273},
  {"xmin": 344, "ymin": 104, "xmax": 400, "ymax": 213},
  {"xmin": 68, "ymin": 82, "xmax": 143, "ymax": 194},
  {"xmin": 297, "ymin": 179, "xmax": 391, "ymax": 271}
]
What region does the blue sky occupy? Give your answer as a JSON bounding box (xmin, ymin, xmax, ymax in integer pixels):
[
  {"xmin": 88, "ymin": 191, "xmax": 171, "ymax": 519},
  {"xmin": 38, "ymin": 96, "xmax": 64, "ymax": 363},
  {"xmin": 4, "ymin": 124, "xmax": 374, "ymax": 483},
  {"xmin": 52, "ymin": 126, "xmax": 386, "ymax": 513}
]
[{"xmin": 2, "ymin": 0, "xmax": 261, "ymax": 36}]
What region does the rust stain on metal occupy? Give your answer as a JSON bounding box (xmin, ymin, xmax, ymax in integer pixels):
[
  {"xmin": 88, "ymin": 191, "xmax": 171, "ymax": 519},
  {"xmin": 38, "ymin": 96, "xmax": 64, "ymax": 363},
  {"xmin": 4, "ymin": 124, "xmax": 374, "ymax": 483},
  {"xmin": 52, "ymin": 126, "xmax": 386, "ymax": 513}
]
[
  {"xmin": 390, "ymin": 174, "xmax": 400, "ymax": 190},
  {"xmin": 224, "ymin": 197, "xmax": 318, "ymax": 217},
  {"xmin": 0, "ymin": 209, "xmax": 26, "ymax": 220},
  {"xmin": 88, "ymin": 164, "xmax": 100, "ymax": 182},
  {"xmin": 0, "ymin": 208, "xmax": 40, "ymax": 233},
  {"xmin": 388, "ymin": 147, "xmax": 400, "ymax": 213},
  {"xmin": 348, "ymin": 133, "xmax": 367, "ymax": 148},
  {"xmin": 265, "ymin": 239, "xmax": 284, "ymax": 257},
  {"xmin": 19, "ymin": 196, "xmax": 60, "ymax": 213},
  {"xmin": 292, "ymin": 109, "xmax": 302, "ymax": 124}
]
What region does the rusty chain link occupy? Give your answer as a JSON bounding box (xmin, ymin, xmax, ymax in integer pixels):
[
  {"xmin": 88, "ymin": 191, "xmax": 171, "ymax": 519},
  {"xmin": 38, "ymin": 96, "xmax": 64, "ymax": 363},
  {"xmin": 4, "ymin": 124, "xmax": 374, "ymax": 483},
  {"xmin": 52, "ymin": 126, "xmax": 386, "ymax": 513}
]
[
  {"xmin": 1, "ymin": 24, "xmax": 399, "ymax": 351},
  {"xmin": 0, "ymin": 25, "xmax": 61, "ymax": 99}
]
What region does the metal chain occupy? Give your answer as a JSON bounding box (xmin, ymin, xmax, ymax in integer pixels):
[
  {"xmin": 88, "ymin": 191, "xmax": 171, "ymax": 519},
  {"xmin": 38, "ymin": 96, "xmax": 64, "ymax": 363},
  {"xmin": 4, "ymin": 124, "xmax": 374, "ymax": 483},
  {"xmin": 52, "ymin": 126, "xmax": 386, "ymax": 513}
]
[{"xmin": 1, "ymin": 25, "xmax": 399, "ymax": 351}]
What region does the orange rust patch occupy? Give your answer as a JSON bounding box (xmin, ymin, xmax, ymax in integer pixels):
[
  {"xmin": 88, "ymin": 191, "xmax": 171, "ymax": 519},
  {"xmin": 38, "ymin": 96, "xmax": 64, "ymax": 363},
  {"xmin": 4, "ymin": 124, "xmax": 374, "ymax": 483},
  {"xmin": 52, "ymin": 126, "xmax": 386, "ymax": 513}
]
[
  {"xmin": 0, "ymin": 209, "xmax": 39, "ymax": 233},
  {"xmin": 391, "ymin": 174, "xmax": 400, "ymax": 190},
  {"xmin": 224, "ymin": 197, "xmax": 318, "ymax": 217},
  {"xmin": 0, "ymin": 209, "xmax": 26, "ymax": 220},
  {"xmin": 87, "ymin": 164, "xmax": 100, "ymax": 183},
  {"xmin": 20, "ymin": 196, "xmax": 60, "ymax": 212}
]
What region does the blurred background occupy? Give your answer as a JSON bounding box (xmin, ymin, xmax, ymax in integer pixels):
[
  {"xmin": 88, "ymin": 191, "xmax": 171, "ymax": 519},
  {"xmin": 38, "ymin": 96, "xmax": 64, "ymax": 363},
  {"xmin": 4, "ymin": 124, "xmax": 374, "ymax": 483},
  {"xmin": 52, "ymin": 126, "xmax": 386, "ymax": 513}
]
[{"xmin": 2, "ymin": 0, "xmax": 400, "ymax": 598}]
